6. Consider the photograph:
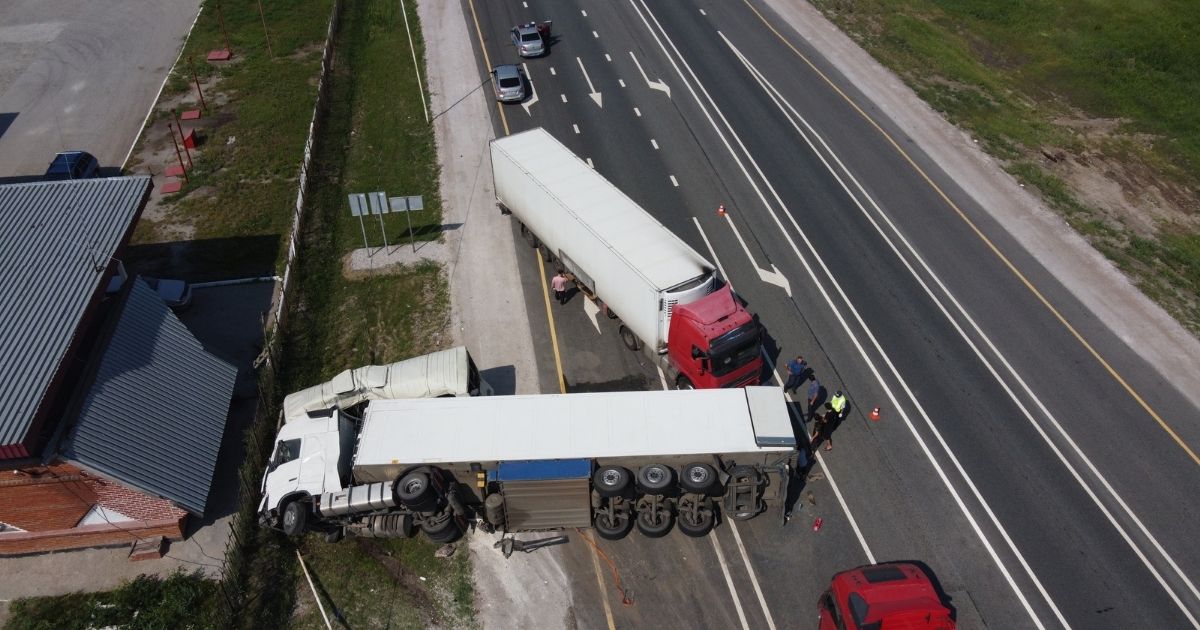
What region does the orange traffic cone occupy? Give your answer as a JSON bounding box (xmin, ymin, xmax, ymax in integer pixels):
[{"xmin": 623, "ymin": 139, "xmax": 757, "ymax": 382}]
[
  {"xmin": 717, "ymin": 204, "xmax": 727, "ymax": 217},
  {"xmin": 869, "ymin": 406, "xmax": 881, "ymax": 421}
]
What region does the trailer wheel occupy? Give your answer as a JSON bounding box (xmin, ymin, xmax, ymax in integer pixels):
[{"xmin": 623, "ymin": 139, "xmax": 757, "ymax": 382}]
[
  {"xmin": 396, "ymin": 472, "xmax": 438, "ymax": 512},
  {"xmin": 676, "ymin": 494, "xmax": 715, "ymax": 538},
  {"xmin": 675, "ymin": 375, "xmax": 695, "ymax": 390},
  {"xmin": 636, "ymin": 464, "xmax": 676, "ymax": 495},
  {"xmin": 593, "ymin": 507, "xmax": 634, "ymax": 540},
  {"xmin": 421, "ymin": 513, "xmax": 463, "ymax": 543},
  {"xmin": 539, "ymin": 244, "xmax": 554, "ymax": 262},
  {"xmin": 281, "ymin": 499, "xmax": 309, "ymax": 536},
  {"xmin": 636, "ymin": 506, "xmax": 674, "ymax": 538},
  {"xmin": 619, "ymin": 325, "xmax": 642, "ymax": 351},
  {"xmin": 520, "ymin": 222, "xmax": 539, "ymax": 248},
  {"xmin": 593, "ymin": 466, "xmax": 632, "ymax": 498},
  {"xmin": 680, "ymin": 463, "xmax": 720, "ymax": 495}
]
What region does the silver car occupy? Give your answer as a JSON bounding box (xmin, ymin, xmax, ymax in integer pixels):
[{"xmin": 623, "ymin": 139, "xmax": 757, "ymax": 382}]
[
  {"xmin": 491, "ymin": 65, "xmax": 525, "ymax": 103},
  {"xmin": 511, "ymin": 23, "xmax": 546, "ymax": 57}
]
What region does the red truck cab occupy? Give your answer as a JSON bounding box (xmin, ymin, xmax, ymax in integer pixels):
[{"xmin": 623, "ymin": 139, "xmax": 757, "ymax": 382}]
[
  {"xmin": 668, "ymin": 285, "xmax": 763, "ymax": 389},
  {"xmin": 818, "ymin": 562, "xmax": 956, "ymax": 630}
]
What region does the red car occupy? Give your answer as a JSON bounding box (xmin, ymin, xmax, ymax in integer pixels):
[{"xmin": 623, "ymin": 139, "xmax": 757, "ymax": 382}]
[{"xmin": 818, "ymin": 562, "xmax": 956, "ymax": 630}]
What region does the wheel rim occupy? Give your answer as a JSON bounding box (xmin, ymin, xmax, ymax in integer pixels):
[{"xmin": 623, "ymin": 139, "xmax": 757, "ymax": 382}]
[
  {"xmin": 403, "ymin": 478, "xmax": 425, "ymax": 495},
  {"xmin": 600, "ymin": 469, "xmax": 622, "ymax": 487},
  {"xmin": 644, "ymin": 467, "xmax": 666, "ymax": 485},
  {"xmin": 686, "ymin": 467, "xmax": 709, "ymax": 485}
]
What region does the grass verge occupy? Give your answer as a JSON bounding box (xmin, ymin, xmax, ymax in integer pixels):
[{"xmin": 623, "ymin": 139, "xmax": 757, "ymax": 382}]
[
  {"xmin": 810, "ymin": 0, "xmax": 1200, "ymax": 334},
  {"xmin": 4, "ymin": 571, "xmax": 218, "ymax": 630}
]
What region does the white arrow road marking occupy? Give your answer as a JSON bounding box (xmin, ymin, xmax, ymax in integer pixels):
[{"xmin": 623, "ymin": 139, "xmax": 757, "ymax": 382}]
[
  {"xmin": 720, "ymin": 210, "xmax": 792, "ymax": 296},
  {"xmin": 576, "ymin": 56, "xmax": 603, "ymax": 108},
  {"xmin": 583, "ymin": 296, "xmax": 603, "ymax": 334},
  {"xmin": 628, "ymin": 51, "xmax": 671, "ymax": 98},
  {"xmin": 521, "ymin": 62, "xmax": 538, "ymax": 116}
]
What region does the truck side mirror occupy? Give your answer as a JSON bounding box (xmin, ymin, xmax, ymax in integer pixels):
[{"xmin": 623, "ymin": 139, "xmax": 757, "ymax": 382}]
[{"xmin": 691, "ymin": 346, "xmax": 707, "ymax": 360}]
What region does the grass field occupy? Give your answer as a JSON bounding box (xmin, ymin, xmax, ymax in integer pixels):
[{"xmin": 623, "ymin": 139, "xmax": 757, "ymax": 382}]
[
  {"xmin": 127, "ymin": 0, "xmax": 333, "ymax": 279},
  {"xmin": 811, "ymin": 0, "xmax": 1200, "ymax": 333}
]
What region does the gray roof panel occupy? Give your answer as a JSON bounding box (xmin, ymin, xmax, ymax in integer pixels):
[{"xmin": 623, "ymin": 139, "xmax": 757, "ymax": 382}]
[
  {"xmin": 63, "ymin": 278, "xmax": 237, "ymax": 515},
  {"xmin": 0, "ymin": 177, "xmax": 151, "ymax": 447}
]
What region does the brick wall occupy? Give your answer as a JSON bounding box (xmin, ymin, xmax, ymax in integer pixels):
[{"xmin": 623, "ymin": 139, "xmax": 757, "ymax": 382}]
[
  {"xmin": 0, "ymin": 462, "xmax": 189, "ymax": 555},
  {"xmin": 0, "ymin": 518, "xmax": 184, "ymax": 555}
]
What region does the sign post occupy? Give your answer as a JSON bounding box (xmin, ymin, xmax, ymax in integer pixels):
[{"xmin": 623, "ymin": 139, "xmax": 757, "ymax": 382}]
[
  {"xmin": 368, "ymin": 191, "xmax": 390, "ymax": 253},
  {"xmin": 389, "ymin": 195, "xmax": 423, "ymax": 252}
]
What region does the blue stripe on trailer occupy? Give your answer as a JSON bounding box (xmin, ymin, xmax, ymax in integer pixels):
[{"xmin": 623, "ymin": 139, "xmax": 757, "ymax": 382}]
[{"xmin": 492, "ymin": 459, "xmax": 592, "ymax": 481}]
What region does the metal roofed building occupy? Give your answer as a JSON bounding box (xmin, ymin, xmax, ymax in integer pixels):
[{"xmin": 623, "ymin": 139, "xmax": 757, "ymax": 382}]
[
  {"xmin": 62, "ymin": 278, "xmax": 237, "ymax": 515},
  {"xmin": 0, "ymin": 177, "xmax": 151, "ymax": 459}
]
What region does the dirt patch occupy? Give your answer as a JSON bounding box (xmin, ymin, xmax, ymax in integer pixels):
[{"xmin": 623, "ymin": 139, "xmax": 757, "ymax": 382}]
[
  {"xmin": 1040, "ymin": 115, "xmax": 1200, "ymax": 239},
  {"xmin": 356, "ymin": 539, "xmax": 442, "ymax": 627}
]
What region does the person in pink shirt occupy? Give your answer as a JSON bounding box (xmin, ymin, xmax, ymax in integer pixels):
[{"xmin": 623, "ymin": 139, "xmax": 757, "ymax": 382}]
[{"xmin": 551, "ymin": 269, "xmax": 569, "ymax": 305}]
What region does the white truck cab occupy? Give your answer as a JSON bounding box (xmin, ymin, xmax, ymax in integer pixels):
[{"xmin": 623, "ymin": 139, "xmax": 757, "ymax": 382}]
[{"xmin": 260, "ymin": 410, "xmax": 352, "ymax": 520}]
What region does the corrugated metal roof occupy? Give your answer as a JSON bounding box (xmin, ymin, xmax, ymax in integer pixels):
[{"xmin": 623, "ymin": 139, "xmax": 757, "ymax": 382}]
[
  {"xmin": 62, "ymin": 278, "xmax": 236, "ymax": 515},
  {"xmin": 0, "ymin": 177, "xmax": 151, "ymax": 448}
]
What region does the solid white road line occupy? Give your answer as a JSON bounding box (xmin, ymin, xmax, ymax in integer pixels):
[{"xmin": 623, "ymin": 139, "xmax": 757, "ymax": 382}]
[
  {"xmin": 710, "ymin": 528, "xmax": 752, "ymax": 630},
  {"xmin": 629, "ymin": 1, "xmax": 1052, "ymax": 626},
  {"xmin": 725, "ymin": 31, "xmax": 1200, "ymax": 626},
  {"xmin": 727, "ymin": 521, "xmax": 779, "ymax": 630}
]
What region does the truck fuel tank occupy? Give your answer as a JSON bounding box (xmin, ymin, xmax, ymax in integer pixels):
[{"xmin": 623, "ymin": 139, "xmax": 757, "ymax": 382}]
[{"xmin": 317, "ymin": 482, "xmax": 397, "ymax": 517}]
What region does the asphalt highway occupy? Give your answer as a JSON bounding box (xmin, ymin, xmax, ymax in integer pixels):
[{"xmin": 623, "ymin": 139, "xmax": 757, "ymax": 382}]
[{"xmin": 466, "ymin": 1, "xmax": 1200, "ymax": 627}]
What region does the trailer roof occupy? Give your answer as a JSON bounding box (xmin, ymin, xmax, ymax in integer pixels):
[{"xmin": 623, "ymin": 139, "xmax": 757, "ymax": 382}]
[
  {"xmin": 491, "ymin": 129, "xmax": 713, "ymax": 291},
  {"xmin": 354, "ymin": 387, "xmax": 795, "ymax": 467}
]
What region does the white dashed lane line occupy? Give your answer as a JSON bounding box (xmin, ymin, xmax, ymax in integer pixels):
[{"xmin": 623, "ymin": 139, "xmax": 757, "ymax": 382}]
[
  {"xmin": 669, "ymin": 175, "xmax": 678, "ymax": 187},
  {"xmin": 651, "ymin": 139, "xmax": 658, "ymax": 150},
  {"xmin": 573, "ymin": 124, "xmax": 581, "ymax": 134},
  {"xmin": 634, "ymin": 107, "xmax": 641, "ymax": 117}
]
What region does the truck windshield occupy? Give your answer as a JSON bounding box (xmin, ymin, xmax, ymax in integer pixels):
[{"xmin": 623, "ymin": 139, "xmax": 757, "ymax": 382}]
[{"xmin": 708, "ymin": 323, "xmax": 760, "ymax": 376}]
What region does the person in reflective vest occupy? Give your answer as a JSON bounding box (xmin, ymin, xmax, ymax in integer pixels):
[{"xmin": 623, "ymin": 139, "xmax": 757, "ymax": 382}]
[{"xmin": 811, "ymin": 390, "xmax": 846, "ymax": 452}]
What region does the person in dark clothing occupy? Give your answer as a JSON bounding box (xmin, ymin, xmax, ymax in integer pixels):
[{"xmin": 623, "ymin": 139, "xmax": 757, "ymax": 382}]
[{"xmin": 784, "ymin": 355, "xmax": 807, "ymax": 394}]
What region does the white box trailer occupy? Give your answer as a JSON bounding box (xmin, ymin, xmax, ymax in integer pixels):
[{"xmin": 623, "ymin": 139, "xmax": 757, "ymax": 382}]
[
  {"xmin": 491, "ymin": 128, "xmax": 763, "ymax": 389},
  {"xmin": 260, "ymin": 387, "xmax": 799, "ymax": 542}
]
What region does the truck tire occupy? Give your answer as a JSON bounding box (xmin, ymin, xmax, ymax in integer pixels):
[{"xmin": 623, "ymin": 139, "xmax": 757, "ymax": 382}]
[
  {"xmin": 636, "ymin": 464, "xmax": 676, "ymax": 495},
  {"xmin": 675, "ymin": 375, "xmax": 695, "ymax": 390},
  {"xmin": 593, "ymin": 507, "xmax": 634, "ymax": 541},
  {"xmin": 636, "ymin": 506, "xmax": 674, "ymax": 538},
  {"xmin": 676, "ymin": 494, "xmax": 715, "ymax": 538},
  {"xmin": 593, "ymin": 466, "xmax": 632, "ymax": 498},
  {"xmin": 680, "ymin": 463, "xmax": 720, "ymax": 495},
  {"xmin": 281, "ymin": 499, "xmax": 309, "ymax": 536},
  {"xmin": 604, "ymin": 304, "xmax": 619, "ymax": 320},
  {"xmin": 619, "ymin": 325, "xmax": 642, "ymax": 351},
  {"xmin": 539, "ymin": 244, "xmax": 554, "ymax": 262},
  {"xmin": 520, "ymin": 222, "xmax": 539, "ymax": 248},
  {"xmin": 396, "ymin": 472, "xmax": 438, "ymax": 512},
  {"xmin": 421, "ymin": 513, "xmax": 463, "ymax": 543}
]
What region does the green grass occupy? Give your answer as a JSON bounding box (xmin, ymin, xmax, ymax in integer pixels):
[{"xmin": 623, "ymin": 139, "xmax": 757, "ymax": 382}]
[
  {"xmin": 279, "ymin": 0, "xmax": 450, "ymax": 392},
  {"xmin": 4, "ymin": 571, "xmax": 218, "ymax": 630},
  {"xmin": 812, "ymin": 0, "xmax": 1200, "ymax": 334},
  {"xmin": 129, "ymin": 0, "xmax": 334, "ymax": 278},
  {"xmin": 290, "ymin": 537, "xmax": 474, "ymax": 629}
]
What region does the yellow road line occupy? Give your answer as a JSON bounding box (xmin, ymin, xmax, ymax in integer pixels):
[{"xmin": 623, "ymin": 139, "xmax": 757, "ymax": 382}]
[
  {"xmin": 467, "ymin": 0, "xmax": 510, "ymax": 136},
  {"xmin": 468, "ymin": 0, "xmax": 566, "ymax": 393},
  {"xmin": 743, "ymin": 0, "xmax": 1199, "ymax": 466},
  {"xmin": 584, "ymin": 530, "xmax": 618, "ymax": 630}
]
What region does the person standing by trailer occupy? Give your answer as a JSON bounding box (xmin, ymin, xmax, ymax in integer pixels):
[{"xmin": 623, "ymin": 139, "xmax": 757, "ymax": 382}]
[{"xmin": 551, "ymin": 269, "xmax": 569, "ymax": 305}]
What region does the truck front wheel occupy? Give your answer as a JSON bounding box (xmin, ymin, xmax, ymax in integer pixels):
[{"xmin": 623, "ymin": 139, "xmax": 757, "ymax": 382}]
[
  {"xmin": 281, "ymin": 500, "xmax": 309, "ymax": 536},
  {"xmin": 421, "ymin": 513, "xmax": 463, "ymax": 543}
]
